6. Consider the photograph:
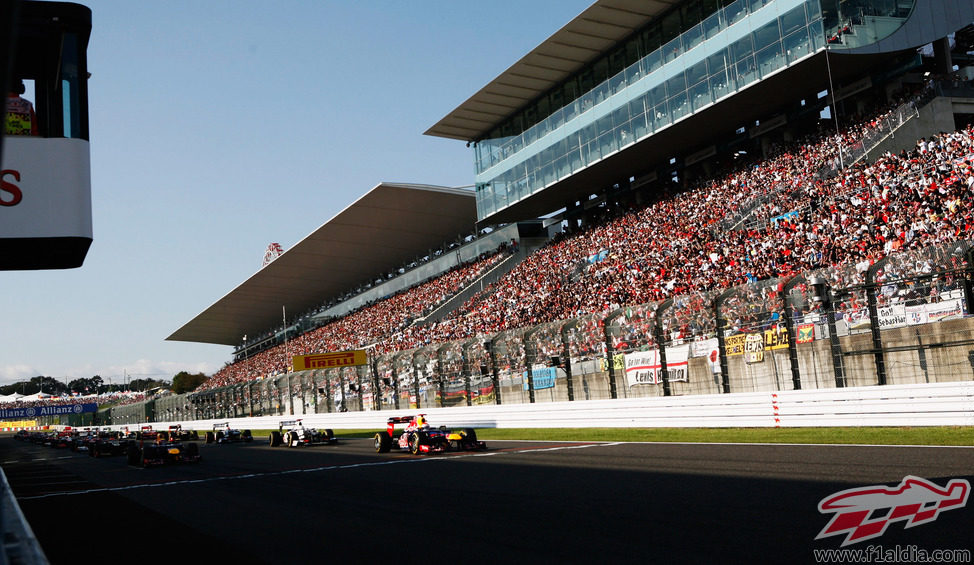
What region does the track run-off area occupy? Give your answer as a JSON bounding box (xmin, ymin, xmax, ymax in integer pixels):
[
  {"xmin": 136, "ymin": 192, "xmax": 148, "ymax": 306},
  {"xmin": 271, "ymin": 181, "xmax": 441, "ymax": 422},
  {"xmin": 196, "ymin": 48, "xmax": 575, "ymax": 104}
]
[{"xmin": 1, "ymin": 434, "xmax": 971, "ymax": 564}]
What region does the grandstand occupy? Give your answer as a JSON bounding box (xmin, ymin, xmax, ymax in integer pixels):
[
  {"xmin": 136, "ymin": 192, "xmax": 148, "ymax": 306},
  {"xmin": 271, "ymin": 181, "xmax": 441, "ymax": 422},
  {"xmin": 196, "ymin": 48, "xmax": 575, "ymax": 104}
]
[{"xmin": 122, "ymin": 0, "xmax": 974, "ymax": 425}]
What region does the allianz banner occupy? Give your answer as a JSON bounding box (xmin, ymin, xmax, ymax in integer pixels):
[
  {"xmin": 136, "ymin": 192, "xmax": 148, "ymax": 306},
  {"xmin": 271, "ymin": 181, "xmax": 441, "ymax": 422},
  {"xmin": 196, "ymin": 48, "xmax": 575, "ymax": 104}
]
[
  {"xmin": 292, "ymin": 350, "xmax": 368, "ymax": 371},
  {"xmin": 0, "ymin": 403, "xmax": 97, "ymax": 420}
]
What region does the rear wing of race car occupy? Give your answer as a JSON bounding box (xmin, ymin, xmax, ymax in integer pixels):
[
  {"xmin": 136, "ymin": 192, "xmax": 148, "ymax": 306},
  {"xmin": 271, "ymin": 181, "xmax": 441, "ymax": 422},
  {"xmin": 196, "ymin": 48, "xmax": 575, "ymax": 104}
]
[
  {"xmin": 386, "ymin": 416, "xmax": 419, "ymax": 424},
  {"xmin": 385, "ymin": 415, "xmax": 426, "ymax": 435},
  {"xmin": 278, "ymin": 419, "xmax": 302, "ymax": 429},
  {"xmin": 212, "ymin": 422, "xmax": 229, "ymax": 431}
]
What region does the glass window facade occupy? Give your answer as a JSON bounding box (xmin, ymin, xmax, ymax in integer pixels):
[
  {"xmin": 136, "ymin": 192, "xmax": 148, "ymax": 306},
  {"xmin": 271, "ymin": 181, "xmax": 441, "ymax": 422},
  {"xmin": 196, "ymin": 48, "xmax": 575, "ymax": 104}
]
[{"xmin": 473, "ymin": 0, "xmax": 914, "ymax": 221}]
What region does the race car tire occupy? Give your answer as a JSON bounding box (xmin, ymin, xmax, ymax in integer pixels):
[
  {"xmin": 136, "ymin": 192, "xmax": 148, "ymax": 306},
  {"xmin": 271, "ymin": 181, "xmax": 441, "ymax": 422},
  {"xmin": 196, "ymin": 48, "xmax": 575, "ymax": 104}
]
[
  {"xmin": 269, "ymin": 431, "xmax": 282, "ymax": 447},
  {"xmin": 215, "ymin": 431, "xmax": 225, "ymax": 442},
  {"xmin": 191, "ymin": 430, "xmax": 199, "ymax": 441},
  {"xmin": 324, "ymin": 429, "xmax": 334, "ymax": 440},
  {"xmin": 126, "ymin": 446, "xmax": 143, "ymax": 467},
  {"xmin": 409, "ymin": 431, "xmax": 427, "ymax": 455},
  {"xmin": 284, "ymin": 432, "xmax": 293, "ymax": 447},
  {"xmin": 461, "ymin": 428, "xmax": 478, "ymax": 444},
  {"xmin": 158, "ymin": 431, "xmax": 169, "ymax": 441},
  {"xmin": 374, "ymin": 432, "xmax": 391, "ymax": 453},
  {"xmin": 204, "ymin": 432, "xmax": 215, "ymax": 444},
  {"xmin": 242, "ymin": 430, "xmax": 253, "ymax": 442}
]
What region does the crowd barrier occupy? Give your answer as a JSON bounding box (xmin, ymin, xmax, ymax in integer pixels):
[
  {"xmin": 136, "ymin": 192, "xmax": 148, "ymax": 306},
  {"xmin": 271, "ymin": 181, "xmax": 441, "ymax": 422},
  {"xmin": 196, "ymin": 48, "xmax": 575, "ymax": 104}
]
[
  {"xmin": 96, "ymin": 381, "xmax": 973, "ymax": 432},
  {"xmin": 0, "ymin": 468, "xmax": 48, "ymax": 565}
]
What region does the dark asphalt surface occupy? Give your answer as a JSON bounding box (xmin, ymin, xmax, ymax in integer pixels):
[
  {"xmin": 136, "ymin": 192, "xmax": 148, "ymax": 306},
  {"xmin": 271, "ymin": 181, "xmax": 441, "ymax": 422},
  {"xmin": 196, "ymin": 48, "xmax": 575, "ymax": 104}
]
[{"xmin": 1, "ymin": 435, "xmax": 971, "ymax": 564}]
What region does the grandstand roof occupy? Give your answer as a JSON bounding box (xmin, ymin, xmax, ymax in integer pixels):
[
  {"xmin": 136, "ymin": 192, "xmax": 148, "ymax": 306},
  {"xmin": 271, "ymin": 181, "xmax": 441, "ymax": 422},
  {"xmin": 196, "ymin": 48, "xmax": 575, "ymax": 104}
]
[
  {"xmin": 167, "ymin": 183, "xmax": 477, "ymax": 347},
  {"xmin": 425, "ymin": 0, "xmax": 675, "ymax": 141}
]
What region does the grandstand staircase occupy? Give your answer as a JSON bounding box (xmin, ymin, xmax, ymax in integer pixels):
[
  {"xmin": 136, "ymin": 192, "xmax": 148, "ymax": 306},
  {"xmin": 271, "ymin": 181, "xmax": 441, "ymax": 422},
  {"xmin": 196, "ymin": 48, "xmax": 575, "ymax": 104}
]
[
  {"xmin": 727, "ymin": 97, "xmax": 925, "ymax": 234},
  {"xmin": 410, "ymin": 246, "xmax": 529, "ymax": 327}
]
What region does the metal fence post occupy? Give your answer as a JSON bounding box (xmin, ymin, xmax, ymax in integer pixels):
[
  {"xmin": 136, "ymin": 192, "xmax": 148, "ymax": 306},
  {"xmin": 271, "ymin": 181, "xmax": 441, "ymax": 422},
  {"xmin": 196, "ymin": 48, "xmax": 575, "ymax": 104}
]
[
  {"xmin": 810, "ymin": 277, "xmax": 846, "ymax": 388},
  {"xmin": 782, "ymin": 275, "xmax": 804, "ymax": 390},
  {"xmin": 865, "ymin": 263, "xmax": 888, "ymax": 386},
  {"xmin": 371, "ymin": 361, "xmax": 382, "ymax": 411},
  {"xmin": 560, "ymin": 321, "xmax": 575, "ymax": 402},
  {"xmin": 486, "ymin": 338, "xmax": 502, "ymax": 405},
  {"xmin": 603, "ymin": 309, "xmax": 623, "ymax": 399},
  {"xmin": 714, "ymin": 289, "xmax": 735, "ymax": 393},
  {"xmin": 523, "ymin": 328, "xmax": 538, "ymax": 404},
  {"xmin": 655, "ymin": 299, "xmax": 673, "ymax": 396}
]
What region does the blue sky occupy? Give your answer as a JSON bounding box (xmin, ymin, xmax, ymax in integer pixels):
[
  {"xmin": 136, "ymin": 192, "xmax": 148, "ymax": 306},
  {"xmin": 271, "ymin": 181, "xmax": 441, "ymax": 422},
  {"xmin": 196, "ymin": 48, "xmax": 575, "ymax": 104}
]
[{"xmin": 1, "ymin": 0, "xmax": 593, "ymax": 386}]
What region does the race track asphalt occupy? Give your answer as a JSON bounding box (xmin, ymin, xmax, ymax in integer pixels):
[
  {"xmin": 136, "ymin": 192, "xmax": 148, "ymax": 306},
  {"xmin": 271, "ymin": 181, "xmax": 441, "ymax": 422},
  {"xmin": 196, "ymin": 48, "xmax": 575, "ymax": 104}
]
[{"xmin": 1, "ymin": 434, "xmax": 971, "ymax": 565}]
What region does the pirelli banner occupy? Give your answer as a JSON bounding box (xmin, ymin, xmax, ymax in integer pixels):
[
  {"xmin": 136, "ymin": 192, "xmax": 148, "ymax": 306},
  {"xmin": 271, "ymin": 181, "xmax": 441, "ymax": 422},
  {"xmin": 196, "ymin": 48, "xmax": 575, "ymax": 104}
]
[{"xmin": 292, "ymin": 350, "xmax": 368, "ymax": 371}]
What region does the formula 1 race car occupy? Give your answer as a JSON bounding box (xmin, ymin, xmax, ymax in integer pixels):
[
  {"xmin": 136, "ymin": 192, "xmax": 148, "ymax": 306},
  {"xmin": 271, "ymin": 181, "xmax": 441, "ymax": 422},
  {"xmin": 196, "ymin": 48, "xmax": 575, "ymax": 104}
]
[
  {"xmin": 126, "ymin": 434, "xmax": 201, "ymax": 467},
  {"xmin": 88, "ymin": 431, "xmax": 131, "ymax": 457},
  {"xmin": 268, "ymin": 419, "xmax": 338, "ymax": 447},
  {"xmin": 373, "ymin": 414, "xmax": 486, "ymax": 455},
  {"xmin": 164, "ymin": 425, "xmax": 200, "ymax": 442},
  {"xmin": 204, "ymin": 423, "xmax": 253, "ymax": 444}
]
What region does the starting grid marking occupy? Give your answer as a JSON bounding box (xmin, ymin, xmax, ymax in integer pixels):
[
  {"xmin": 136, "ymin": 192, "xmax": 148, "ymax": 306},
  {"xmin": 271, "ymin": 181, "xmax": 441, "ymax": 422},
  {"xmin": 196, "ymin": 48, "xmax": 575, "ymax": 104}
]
[
  {"xmin": 17, "ymin": 442, "xmax": 624, "ymax": 501},
  {"xmin": 3, "ymin": 456, "xmax": 75, "ymax": 465}
]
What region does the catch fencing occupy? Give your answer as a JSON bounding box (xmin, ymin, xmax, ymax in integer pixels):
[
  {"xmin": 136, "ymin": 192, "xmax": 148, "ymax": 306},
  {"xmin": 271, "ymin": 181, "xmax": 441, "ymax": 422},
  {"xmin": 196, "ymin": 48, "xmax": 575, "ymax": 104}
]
[{"xmin": 102, "ymin": 239, "xmax": 974, "ymax": 427}]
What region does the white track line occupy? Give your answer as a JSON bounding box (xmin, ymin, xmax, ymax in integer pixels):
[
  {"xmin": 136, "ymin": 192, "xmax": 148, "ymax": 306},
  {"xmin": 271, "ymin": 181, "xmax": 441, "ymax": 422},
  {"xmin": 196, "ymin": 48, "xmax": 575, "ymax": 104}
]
[{"xmin": 18, "ymin": 442, "xmax": 620, "ymax": 500}]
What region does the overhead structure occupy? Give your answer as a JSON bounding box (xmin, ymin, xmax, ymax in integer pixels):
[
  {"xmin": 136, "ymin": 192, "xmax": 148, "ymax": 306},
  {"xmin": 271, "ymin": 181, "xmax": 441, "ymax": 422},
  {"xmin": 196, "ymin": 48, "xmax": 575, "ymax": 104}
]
[
  {"xmin": 425, "ymin": 0, "xmax": 675, "ymax": 142},
  {"xmin": 167, "ymin": 183, "xmax": 476, "ymax": 346},
  {"xmin": 428, "ymin": 0, "xmax": 974, "ymax": 225}
]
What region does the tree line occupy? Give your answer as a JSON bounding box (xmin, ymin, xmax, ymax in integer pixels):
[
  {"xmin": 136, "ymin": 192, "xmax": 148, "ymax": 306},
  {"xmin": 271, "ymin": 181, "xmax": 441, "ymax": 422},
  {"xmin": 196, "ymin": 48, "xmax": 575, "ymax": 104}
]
[{"xmin": 0, "ymin": 372, "xmax": 210, "ymax": 397}]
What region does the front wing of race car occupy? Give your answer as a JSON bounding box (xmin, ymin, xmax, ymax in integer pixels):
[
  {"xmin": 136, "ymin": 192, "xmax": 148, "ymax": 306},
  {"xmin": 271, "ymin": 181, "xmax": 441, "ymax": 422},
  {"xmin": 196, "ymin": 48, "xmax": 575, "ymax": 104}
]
[
  {"xmin": 129, "ymin": 442, "xmax": 201, "ymax": 467},
  {"xmin": 444, "ymin": 428, "xmax": 488, "ymax": 451}
]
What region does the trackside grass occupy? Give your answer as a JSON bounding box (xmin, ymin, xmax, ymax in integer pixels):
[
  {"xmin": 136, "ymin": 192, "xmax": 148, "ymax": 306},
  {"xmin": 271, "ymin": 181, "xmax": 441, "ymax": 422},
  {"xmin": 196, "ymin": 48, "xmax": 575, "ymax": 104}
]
[{"xmin": 251, "ymin": 427, "xmax": 973, "ymax": 446}]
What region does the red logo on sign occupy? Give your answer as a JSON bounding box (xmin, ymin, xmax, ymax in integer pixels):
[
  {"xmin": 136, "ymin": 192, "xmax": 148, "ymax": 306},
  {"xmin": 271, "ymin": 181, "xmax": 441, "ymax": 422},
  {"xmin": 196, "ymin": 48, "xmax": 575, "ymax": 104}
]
[{"xmin": 0, "ymin": 169, "xmax": 23, "ymax": 206}]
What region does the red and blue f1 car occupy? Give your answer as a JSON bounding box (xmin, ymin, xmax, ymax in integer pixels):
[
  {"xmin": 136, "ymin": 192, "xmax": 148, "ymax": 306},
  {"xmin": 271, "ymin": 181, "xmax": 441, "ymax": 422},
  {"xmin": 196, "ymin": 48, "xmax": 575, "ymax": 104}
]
[{"xmin": 374, "ymin": 414, "xmax": 486, "ymax": 455}]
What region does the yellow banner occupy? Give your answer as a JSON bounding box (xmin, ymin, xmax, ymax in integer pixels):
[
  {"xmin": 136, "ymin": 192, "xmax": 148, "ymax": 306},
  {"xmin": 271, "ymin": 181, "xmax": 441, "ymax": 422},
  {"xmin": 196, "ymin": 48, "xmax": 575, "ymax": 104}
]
[
  {"xmin": 292, "ymin": 350, "xmax": 368, "ymax": 371},
  {"xmin": 0, "ymin": 420, "xmax": 37, "ymax": 428},
  {"xmin": 725, "ymin": 327, "xmax": 789, "ymax": 356}
]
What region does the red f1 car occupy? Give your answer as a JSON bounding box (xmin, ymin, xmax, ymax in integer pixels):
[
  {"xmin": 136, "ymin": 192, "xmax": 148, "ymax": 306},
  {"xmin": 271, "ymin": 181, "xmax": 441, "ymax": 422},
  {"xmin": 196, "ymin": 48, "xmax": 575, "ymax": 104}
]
[{"xmin": 374, "ymin": 414, "xmax": 486, "ymax": 455}]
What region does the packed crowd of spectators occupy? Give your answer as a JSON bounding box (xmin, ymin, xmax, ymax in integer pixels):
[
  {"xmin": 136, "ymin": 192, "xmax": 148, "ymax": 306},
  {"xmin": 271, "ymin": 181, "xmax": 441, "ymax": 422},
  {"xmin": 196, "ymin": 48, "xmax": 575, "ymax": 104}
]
[
  {"xmin": 0, "ymin": 391, "xmax": 146, "ymax": 409},
  {"xmin": 204, "ymin": 81, "xmax": 974, "ymax": 386},
  {"xmin": 202, "ymin": 249, "xmax": 510, "ymax": 390},
  {"xmin": 400, "ymin": 96, "xmax": 973, "ymax": 348}
]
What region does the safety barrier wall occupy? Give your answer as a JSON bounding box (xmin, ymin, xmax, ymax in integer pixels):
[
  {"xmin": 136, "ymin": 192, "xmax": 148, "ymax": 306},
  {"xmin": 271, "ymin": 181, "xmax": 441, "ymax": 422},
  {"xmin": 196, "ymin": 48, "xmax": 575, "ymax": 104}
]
[
  {"xmin": 0, "ymin": 468, "xmax": 48, "ymax": 565},
  {"xmin": 97, "ymin": 381, "xmax": 974, "ymax": 433}
]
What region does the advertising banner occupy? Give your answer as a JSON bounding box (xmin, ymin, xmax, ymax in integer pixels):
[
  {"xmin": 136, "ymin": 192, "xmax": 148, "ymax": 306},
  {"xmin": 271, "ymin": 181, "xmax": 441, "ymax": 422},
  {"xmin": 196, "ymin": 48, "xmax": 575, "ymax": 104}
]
[
  {"xmin": 0, "ymin": 139, "xmax": 92, "ymax": 238},
  {"xmin": 725, "ymin": 327, "xmax": 789, "ymax": 356},
  {"xmin": 796, "ymin": 323, "xmax": 815, "ymax": 343},
  {"xmin": 624, "ymin": 350, "xmax": 662, "ymax": 386},
  {"xmin": 0, "ymin": 403, "xmax": 97, "ymax": 420},
  {"xmin": 926, "ymin": 298, "xmax": 964, "ymax": 323},
  {"xmin": 692, "ymin": 338, "xmax": 720, "ymax": 374},
  {"xmin": 523, "ymin": 367, "xmax": 557, "ymax": 390},
  {"xmin": 877, "ymin": 304, "xmax": 907, "ymax": 329},
  {"xmin": 292, "ymin": 350, "xmax": 368, "ymax": 371},
  {"xmin": 623, "ymin": 346, "xmax": 689, "ymax": 386},
  {"xmin": 744, "ymin": 334, "xmax": 765, "ymax": 364}
]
